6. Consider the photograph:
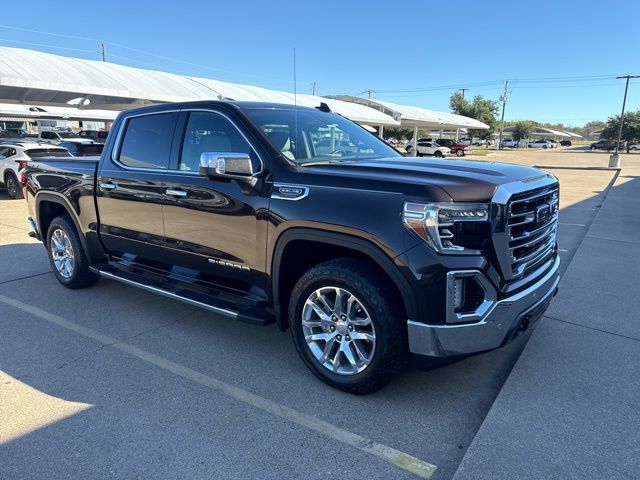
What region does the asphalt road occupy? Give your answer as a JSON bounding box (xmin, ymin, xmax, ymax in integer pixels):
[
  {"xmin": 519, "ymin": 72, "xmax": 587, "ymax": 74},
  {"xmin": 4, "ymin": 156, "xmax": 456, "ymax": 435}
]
[{"xmin": 0, "ymin": 150, "xmax": 617, "ymax": 479}]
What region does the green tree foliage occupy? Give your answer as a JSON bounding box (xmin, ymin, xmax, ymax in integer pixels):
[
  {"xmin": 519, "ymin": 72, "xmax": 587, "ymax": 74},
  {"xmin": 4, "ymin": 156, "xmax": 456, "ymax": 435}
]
[
  {"xmin": 512, "ymin": 121, "xmax": 534, "ymax": 141},
  {"xmin": 601, "ymin": 110, "xmax": 640, "ymax": 151},
  {"xmin": 450, "ymin": 92, "xmax": 499, "ymax": 140}
]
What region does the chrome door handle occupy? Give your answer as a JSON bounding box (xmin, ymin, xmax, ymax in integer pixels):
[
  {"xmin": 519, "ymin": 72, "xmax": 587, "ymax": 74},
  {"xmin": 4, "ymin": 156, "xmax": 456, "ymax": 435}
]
[
  {"xmin": 165, "ymin": 188, "xmax": 187, "ymax": 198},
  {"xmin": 99, "ymin": 181, "xmax": 117, "ymax": 191}
]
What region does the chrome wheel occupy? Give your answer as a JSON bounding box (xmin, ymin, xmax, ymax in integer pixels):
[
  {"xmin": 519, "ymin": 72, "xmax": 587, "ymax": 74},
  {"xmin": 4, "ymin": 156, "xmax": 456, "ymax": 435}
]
[
  {"xmin": 302, "ymin": 286, "xmax": 376, "ymax": 375},
  {"xmin": 50, "ymin": 228, "xmax": 75, "ymax": 279}
]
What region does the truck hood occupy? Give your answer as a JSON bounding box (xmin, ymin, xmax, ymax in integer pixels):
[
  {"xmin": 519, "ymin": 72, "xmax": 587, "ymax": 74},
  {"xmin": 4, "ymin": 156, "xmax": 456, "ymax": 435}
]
[{"xmin": 303, "ymin": 157, "xmax": 551, "ymax": 202}]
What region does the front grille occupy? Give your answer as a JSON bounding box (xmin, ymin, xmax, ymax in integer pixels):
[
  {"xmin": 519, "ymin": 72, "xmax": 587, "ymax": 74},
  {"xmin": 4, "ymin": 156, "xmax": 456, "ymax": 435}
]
[{"xmin": 506, "ymin": 184, "xmax": 559, "ymax": 277}]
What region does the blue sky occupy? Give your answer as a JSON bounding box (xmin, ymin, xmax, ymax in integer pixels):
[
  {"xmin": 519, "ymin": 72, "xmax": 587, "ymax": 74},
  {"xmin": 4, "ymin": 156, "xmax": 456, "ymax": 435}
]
[{"xmin": 1, "ymin": 0, "xmax": 639, "ymax": 126}]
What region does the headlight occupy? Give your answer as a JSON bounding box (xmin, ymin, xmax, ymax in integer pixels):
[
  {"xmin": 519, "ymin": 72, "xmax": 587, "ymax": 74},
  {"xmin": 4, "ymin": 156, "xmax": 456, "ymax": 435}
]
[{"xmin": 403, "ymin": 202, "xmax": 489, "ymax": 254}]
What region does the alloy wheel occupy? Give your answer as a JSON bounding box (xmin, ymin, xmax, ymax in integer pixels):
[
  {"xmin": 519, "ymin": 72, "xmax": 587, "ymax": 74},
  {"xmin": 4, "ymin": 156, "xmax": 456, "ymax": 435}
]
[
  {"xmin": 50, "ymin": 228, "xmax": 75, "ymax": 278},
  {"xmin": 301, "ymin": 286, "xmax": 376, "ymax": 375}
]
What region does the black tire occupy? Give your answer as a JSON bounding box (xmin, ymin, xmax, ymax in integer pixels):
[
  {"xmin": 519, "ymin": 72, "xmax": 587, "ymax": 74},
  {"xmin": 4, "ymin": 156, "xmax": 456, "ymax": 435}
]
[
  {"xmin": 455, "ymin": 149, "xmax": 464, "ymax": 156},
  {"xmin": 46, "ymin": 216, "xmax": 99, "ymax": 289},
  {"xmin": 543, "ymin": 145, "xmax": 548, "ymax": 149},
  {"xmin": 590, "ymin": 146, "xmax": 596, "ymax": 150},
  {"xmin": 5, "ymin": 172, "xmax": 22, "ymax": 199},
  {"xmin": 434, "ymin": 150, "xmax": 443, "ymax": 158},
  {"xmin": 288, "ymin": 258, "xmax": 407, "ymax": 394}
]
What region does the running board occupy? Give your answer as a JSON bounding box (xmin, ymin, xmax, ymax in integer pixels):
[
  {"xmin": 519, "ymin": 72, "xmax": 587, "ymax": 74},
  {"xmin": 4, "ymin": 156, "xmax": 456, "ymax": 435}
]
[{"xmin": 91, "ymin": 267, "xmax": 273, "ymax": 326}]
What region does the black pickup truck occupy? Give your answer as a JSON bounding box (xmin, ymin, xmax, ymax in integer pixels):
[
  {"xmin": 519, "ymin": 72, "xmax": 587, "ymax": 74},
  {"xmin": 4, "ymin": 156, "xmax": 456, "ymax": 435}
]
[{"xmin": 25, "ymin": 101, "xmax": 560, "ymax": 393}]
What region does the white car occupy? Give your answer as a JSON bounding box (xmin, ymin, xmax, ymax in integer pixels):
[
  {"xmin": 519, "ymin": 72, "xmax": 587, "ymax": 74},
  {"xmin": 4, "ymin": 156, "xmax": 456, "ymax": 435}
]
[
  {"xmin": 406, "ymin": 140, "xmax": 451, "ymax": 157},
  {"xmin": 39, "ymin": 130, "xmax": 94, "ymax": 145},
  {"xmin": 528, "ymin": 139, "xmax": 554, "ymax": 149},
  {"xmin": 629, "ymin": 143, "xmax": 639, "ymax": 151},
  {"xmin": 501, "ymin": 139, "xmax": 520, "ymax": 148},
  {"xmin": 0, "ymin": 141, "xmax": 70, "ymax": 199}
]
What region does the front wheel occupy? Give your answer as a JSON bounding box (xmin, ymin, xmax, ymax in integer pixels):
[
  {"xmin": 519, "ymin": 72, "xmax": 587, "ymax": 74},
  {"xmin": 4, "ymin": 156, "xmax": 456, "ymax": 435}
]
[
  {"xmin": 46, "ymin": 216, "xmax": 99, "ymax": 289},
  {"xmin": 434, "ymin": 150, "xmax": 443, "ymax": 158},
  {"xmin": 288, "ymin": 258, "xmax": 406, "ymax": 394}
]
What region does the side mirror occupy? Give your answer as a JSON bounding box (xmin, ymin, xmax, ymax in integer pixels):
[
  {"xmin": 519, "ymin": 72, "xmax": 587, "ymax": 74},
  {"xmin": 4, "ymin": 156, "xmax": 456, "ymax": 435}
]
[{"xmin": 199, "ymin": 152, "xmax": 255, "ymax": 178}]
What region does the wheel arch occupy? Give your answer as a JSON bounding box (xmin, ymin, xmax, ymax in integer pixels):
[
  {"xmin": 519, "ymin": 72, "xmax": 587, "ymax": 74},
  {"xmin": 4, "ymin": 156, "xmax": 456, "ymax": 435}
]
[
  {"xmin": 271, "ymin": 228, "xmax": 417, "ymax": 330},
  {"xmin": 35, "ymin": 192, "xmax": 92, "ymax": 259}
]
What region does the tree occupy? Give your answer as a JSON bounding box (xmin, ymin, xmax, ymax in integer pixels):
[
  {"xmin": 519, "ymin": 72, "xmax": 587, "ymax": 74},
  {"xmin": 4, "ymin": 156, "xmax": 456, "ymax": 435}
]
[
  {"xmin": 600, "ymin": 110, "xmax": 640, "ymax": 152},
  {"xmin": 512, "ymin": 121, "xmax": 534, "ymax": 141},
  {"xmin": 450, "ymin": 92, "xmax": 499, "ymax": 141}
]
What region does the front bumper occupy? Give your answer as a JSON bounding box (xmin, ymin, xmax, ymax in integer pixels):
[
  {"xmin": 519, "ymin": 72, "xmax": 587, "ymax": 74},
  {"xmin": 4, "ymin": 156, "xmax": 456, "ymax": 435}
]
[{"xmin": 407, "ymin": 255, "xmax": 560, "ymax": 358}]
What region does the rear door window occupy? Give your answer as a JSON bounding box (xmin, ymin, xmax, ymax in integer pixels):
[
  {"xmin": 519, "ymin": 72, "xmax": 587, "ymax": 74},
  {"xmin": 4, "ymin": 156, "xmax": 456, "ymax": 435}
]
[{"xmin": 117, "ymin": 113, "xmax": 178, "ymax": 169}]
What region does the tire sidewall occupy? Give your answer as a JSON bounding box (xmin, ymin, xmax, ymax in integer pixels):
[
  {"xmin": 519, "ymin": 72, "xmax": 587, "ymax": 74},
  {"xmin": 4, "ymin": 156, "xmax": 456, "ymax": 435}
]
[
  {"xmin": 289, "ymin": 270, "xmax": 398, "ymax": 391},
  {"xmin": 5, "ymin": 173, "xmax": 20, "ymax": 199},
  {"xmin": 46, "ymin": 216, "xmax": 93, "ymax": 288}
]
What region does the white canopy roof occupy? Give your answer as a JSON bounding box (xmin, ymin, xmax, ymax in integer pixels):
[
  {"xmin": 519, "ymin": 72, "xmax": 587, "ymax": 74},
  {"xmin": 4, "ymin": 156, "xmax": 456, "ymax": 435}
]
[
  {"xmin": 332, "ymin": 96, "xmax": 489, "ymax": 129},
  {"xmin": 0, "ymin": 102, "xmax": 117, "ymax": 121},
  {"xmin": 0, "ymin": 46, "xmax": 398, "ymax": 126}
]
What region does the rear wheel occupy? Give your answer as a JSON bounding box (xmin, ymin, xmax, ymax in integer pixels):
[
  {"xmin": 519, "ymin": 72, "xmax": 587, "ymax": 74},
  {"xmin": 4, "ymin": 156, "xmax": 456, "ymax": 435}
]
[
  {"xmin": 455, "ymin": 149, "xmax": 464, "ymax": 156},
  {"xmin": 5, "ymin": 173, "xmax": 22, "ymax": 199},
  {"xmin": 289, "ymin": 258, "xmax": 406, "ymax": 394},
  {"xmin": 46, "ymin": 216, "xmax": 99, "ymax": 289}
]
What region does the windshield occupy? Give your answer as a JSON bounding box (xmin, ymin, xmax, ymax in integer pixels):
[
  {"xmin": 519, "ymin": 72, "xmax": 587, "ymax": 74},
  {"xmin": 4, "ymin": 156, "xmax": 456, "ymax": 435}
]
[
  {"xmin": 243, "ymin": 107, "xmax": 400, "ymax": 164},
  {"xmin": 58, "ymin": 131, "xmax": 80, "ymax": 138}
]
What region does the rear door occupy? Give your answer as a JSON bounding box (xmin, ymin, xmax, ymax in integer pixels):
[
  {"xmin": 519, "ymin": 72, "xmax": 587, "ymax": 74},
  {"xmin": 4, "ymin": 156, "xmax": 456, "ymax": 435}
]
[
  {"xmin": 96, "ymin": 110, "xmax": 179, "ymax": 265},
  {"xmin": 161, "ymin": 109, "xmax": 268, "ymax": 299}
]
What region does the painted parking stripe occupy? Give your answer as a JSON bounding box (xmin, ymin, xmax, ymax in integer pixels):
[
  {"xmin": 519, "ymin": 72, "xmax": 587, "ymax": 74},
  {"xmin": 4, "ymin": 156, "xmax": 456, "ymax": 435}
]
[
  {"xmin": 558, "ymin": 222, "xmax": 587, "ymax": 227},
  {"xmin": 0, "ymin": 294, "xmax": 438, "ymax": 479}
]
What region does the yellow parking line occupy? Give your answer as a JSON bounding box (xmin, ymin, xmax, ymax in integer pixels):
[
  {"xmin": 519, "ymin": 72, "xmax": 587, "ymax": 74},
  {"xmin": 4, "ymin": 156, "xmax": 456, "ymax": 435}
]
[{"xmin": 0, "ymin": 294, "xmax": 438, "ymax": 479}]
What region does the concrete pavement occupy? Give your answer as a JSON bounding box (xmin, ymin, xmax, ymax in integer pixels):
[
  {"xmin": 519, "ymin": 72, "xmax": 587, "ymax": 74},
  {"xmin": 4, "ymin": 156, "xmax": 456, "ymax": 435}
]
[{"xmin": 453, "ymin": 159, "xmax": 640, "ymax": 479}]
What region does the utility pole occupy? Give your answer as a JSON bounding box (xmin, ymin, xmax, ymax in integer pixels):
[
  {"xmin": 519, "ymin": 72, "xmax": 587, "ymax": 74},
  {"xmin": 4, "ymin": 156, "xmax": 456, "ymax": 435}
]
[
  {"xmin": 497, "ymin": 80, "xmax": 509, "ymax": 150},
  {"xmin": 368, "ymin": 89, "xmax": 372, "ymax": 100},
  {"xmin": 312, "ymin": 81, "xmax": 316, "ymax": 96},
  {"xmin": 460, "ymin": 88, "xmax": 468, "ymax": 99},
  {"xmin": 101, "ymin": 42, "xmax": 106, "ymax": 62},
  {"xmin": 610, "ymin": 75, "xmax": 640, "ymax": 166}
]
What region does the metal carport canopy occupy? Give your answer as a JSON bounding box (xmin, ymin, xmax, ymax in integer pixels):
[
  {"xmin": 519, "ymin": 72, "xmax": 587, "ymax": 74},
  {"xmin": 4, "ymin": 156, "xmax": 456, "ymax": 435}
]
[
  {"xmin": 332, "ymin": 95, "xmax": 490, "ymax": 129},
  {"xmin": 0, "ymin": 46, "xmax": 398, "ymax": 126},
  {"xmin": 0, "ymin": 102, "xmax": 117, "ymax": 121}
]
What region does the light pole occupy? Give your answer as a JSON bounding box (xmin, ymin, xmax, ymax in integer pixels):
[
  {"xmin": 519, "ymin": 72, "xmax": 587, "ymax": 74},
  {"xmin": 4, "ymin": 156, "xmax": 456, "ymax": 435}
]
[{"xmin": 610, "ymin": 74, "xmax": 640, "ymax": 167}]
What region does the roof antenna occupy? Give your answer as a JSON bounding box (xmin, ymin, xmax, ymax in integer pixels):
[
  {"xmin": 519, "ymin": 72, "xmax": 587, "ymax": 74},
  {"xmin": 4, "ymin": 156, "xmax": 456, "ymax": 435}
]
[{"xmin": 293, "ymin": 47, "xmax": 298, "ymax": 159}]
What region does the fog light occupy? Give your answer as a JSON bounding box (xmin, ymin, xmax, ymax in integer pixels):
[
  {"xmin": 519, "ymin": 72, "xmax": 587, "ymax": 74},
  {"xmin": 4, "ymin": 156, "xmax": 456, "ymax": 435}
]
[{"xmin": 446, "ymin": 270, "xmax": 497, "ymax": 324}]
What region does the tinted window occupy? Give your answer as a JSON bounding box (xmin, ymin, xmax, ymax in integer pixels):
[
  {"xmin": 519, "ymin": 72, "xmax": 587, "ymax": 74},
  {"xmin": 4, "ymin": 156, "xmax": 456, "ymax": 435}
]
[
  {"xmin": 118, "ymin": 113, "xmax": 178, "ymax": 169},
  {"xmin": 41, "ymin": 132, "xmax": 55, "ymax": 139},
  {"xmin": 0, "ymin": 147, "xmax": 8, "ymax": 159},
  {"xmin": 178, "ymin": 111, "xmax": 254, "ymax": 172}
]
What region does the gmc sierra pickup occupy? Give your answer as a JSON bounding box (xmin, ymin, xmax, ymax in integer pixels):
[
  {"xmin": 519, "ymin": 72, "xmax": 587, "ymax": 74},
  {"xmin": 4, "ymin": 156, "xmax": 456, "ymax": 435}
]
[{"xmin": 25, "ymin": 101, "xmax": 560, "ymax": 393}]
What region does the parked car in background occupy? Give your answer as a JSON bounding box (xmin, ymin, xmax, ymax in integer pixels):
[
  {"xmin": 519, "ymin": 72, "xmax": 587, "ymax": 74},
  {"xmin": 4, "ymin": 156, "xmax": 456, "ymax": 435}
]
[
  {"xmin": 589, "ymin": 140, "xmax": 619, "ymax": 151},
  {"xmin": 501, "ymin": 139, "xmax": 519, "ymax": 148},
  {"xmin": 406, "ymin": 140, "xmax": 451, "ymax": 157},
  {"xmin": 0, "ymin": 128, "xmax": 29, "ymax": 138},
  {"xmin": 629, "ymin": 143, "xmax": 639, "ymax": 151},
  {"xmin": 435, "ymin": 139, "xmax": 472, "ymax": 156},
  {"xmin": 0, "ymin": 141, "xmax": 70, "ymax": 199},
  {"xmin": 560, "ymin": 140, "xmax": 572, "ymax": 147},
  {"xmin": 79, "ymin": 130, "xmax": 110, "ymax": 143},
  {"xmin": 548, "ymin": 140, "xmax": 560, "ymax": 148},
  {"xmin": 59, "ymin": 141, "xmax": 105, "ymax": 157},
  {"xmin": 528, "ymin": 139, "xmax": 554, "ymax": 149},
  {"xmin": 39, "ymin": 130, "xmax": 94, "ymax": 145}
]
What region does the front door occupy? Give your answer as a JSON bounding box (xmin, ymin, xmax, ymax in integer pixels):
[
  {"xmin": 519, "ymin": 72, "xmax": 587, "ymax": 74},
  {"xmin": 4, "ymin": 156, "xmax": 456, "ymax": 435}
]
[
  {"xmin": 96, "ymin": 111, "xmax": 178, "ymax": 266},
  {"xmin": 161, "ymin": 109, "xmax": 268, "ymax": 300}
]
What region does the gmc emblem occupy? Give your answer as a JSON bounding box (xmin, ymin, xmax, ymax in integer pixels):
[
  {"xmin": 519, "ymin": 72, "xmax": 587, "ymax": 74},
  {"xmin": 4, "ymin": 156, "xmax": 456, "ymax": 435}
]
[{"xmin": 536, "ymin": 204, "xmax": 552, "ymax": 223}]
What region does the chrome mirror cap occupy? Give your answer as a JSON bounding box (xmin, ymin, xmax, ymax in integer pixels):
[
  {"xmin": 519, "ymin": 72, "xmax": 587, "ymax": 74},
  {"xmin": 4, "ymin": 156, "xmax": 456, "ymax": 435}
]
[{"xmin": 199, "ymin": 152, "xmax": 254, "ymax": 177}]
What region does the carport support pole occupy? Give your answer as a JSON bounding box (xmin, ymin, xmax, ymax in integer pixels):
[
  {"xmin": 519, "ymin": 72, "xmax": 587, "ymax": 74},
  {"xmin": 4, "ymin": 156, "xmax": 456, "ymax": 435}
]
[
  {"xmin": 412, "ymin": 126, "xmax": 418, "ymax": 156},
  {"xmin": 378, "ymin": 125, "xmax": 384, "ymax": 139}
]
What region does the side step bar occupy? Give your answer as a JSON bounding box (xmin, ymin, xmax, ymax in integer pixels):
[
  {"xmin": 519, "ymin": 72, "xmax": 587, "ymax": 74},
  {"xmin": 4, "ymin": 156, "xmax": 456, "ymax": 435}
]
[{"xmin": 91, "ymin": 267, "xmax": 272, "ymax": 326}]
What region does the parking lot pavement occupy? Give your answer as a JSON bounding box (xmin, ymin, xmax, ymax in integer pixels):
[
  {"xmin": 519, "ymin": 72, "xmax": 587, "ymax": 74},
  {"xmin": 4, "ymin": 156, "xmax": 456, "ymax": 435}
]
[
  {"xmin": 453, "ymin": 165, "xmax": 640, "ymax": 480},
  {"xmin": 0, "ymin": 160, "xmax": 619, "ymax": 479}
]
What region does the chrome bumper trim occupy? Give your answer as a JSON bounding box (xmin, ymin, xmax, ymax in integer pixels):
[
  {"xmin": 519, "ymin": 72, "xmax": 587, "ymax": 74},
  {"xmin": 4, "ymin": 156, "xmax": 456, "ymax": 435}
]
[{"xmin": 407, "ymin": 255, "xmax": 560, "ymax": 358}]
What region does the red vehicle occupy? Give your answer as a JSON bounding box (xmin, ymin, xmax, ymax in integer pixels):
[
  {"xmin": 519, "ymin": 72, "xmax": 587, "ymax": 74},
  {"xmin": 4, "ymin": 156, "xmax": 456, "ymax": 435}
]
[{"xmin": 435, "ymin": 138, "xmax": 471, "ymax": 156}]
